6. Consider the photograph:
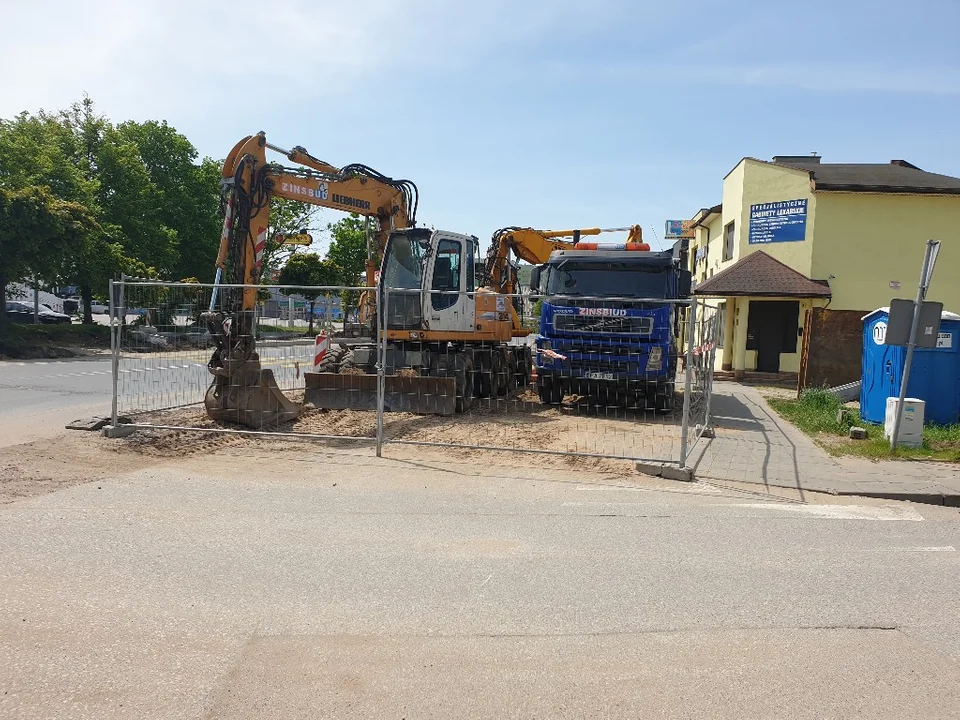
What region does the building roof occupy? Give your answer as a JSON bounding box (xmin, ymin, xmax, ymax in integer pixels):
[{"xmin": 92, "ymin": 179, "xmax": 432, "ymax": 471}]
[
  {"xmin": 691, "ymin": 203, "xmax": 722, "ymax": 227},
  {"xmin": 693, "ymin": 251, "xmax": 832, "ymax": 298},
  {"xmin": 770, "ymin": 157, "xmax": 960, "ymax": 195}
]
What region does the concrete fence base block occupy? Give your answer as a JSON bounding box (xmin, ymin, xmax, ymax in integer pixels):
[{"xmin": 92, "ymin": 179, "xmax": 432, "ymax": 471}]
[
  {"xmin": 696, "ymin": 424, "xmax": 717, "ymax": 439},
  {"xmin": 102, "ymin": 424, "xmax": 137, "ymax": 438},
  {"xmin": 635, "ymin": 462, "xmax": 695, "ymax": 482}
]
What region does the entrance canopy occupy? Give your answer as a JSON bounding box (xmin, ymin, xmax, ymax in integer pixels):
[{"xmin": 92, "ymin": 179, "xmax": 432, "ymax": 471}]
[{"xmin": 693, "ymin": 251, "xmax": 831, "ymax": 298}]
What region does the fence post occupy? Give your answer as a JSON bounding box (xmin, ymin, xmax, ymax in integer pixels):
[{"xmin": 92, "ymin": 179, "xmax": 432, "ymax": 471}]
[
  {"xmin": 679, "ymin": 299, "xmax": 698, "ymax": 467},
  {"xmin": 375, "ymin": 285, "xmax": 387, "ymax": 458},
  {"xmin": 702, "ymin": 309, "xmax": 719, "ymax": 432},
  {"xmin": 110, "ymin": 279, "xmax": 119, "ymax": 427}
]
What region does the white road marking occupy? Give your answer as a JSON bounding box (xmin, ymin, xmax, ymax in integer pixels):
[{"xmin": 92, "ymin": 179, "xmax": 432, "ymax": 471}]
[
  {"xmin": 575, "ymin": 483, "xmax": 725, "ymax": 495},
  {"xmin": 876, "ymin": 546, "xmax": 955, "ymax": 552},
  {"xmin": 730, "ymin": 503, "xmax": 925, "ymax": 521}
]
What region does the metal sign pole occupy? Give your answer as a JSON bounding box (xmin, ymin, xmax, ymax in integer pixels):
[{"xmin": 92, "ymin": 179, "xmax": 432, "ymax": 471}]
[{"xmin": 890, "ymin": 239, "xmax": 940, "ymax": 449}]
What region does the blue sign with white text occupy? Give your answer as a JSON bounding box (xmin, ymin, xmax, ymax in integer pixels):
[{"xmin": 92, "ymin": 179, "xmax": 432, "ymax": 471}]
[{"xmin": 748, "ymin": 199, "xmax": 807, "ymax": 244}]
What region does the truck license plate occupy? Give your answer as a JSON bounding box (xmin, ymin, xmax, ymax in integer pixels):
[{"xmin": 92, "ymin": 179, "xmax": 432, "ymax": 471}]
[{"xmin": 586, "ymin": 371, "xmax": 615, "ymax": 380}]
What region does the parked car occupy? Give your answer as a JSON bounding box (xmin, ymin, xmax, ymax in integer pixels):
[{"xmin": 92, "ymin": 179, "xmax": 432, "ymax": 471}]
[{"xmin": 5, "ymin": 301, "xmax": 72, "ymax": 324}]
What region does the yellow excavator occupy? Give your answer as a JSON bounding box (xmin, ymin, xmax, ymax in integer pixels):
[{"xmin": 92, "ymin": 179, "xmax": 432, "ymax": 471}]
[
  {"xmin": 202, "ymin": 132, "xmax": 418, "ymax": 427},
  {"xmin": 203, "ymin": 131, "xmax": 649, "ymax": 424}
]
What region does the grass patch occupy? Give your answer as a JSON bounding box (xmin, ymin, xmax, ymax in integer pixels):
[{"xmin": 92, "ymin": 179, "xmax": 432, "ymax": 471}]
[
  {"xmin": 767, "ymin": 388, "xmax": 960, "ymax": 462},
  {"xmin": 0, "ymin": 322, "xmax": 112, "ymax": 358},
  {"xmin": 256, "ymin": 324, "xmax": 308, "ymax": 335}
]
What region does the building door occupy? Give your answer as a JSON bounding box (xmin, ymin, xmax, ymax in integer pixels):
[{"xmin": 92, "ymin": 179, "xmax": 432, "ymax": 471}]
[{"xmin": 747, "ymin": 301, "xmax": 800, "ymax": 373}]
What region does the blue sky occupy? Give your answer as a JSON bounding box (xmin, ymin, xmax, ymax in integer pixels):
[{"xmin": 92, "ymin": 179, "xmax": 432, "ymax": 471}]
[{"xmin": 3, "ymin": 0, "xmax": 958, "ymax": 254}]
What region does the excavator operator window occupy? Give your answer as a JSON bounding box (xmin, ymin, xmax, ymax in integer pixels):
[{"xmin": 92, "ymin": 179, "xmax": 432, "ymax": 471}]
[
  {"xmin": 431, "ymin": 239, "xmax": 462, "ymax": 311},
  {"xmin": 466, "ymin": 241, "xmax": 476, "ymax": 293}
]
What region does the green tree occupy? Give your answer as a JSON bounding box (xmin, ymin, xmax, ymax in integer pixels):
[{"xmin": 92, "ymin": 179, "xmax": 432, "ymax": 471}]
[
  {"xmin": 260, "ymin": 197, "xmax": 322, "ymax": 281},
  {"xmin": 0, "ymin": 97, "xmax": 219, "ymax": 321},
  {"xmin": 0, "ymin": 186, "xmax": 97, "ymax": 334},
  {"xmin": 114, "ymin": 121, "xmax": 221, "ymax": 281},
  {"xmin": 277, "ymin": 254, "xmax": 341, "ymax": 335},
  {"xmin": 325, "ymin": 214, "xmax": 368, "ymax": 313}
]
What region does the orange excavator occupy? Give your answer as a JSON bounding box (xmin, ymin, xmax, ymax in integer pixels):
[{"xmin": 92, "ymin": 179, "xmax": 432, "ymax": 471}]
[{"xmin": 201, "ymin": 132, "xmax": 417, "ymax": 427}]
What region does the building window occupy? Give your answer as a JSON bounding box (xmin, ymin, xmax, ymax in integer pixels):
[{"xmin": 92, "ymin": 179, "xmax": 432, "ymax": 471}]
[{"xmin": 723, "ymin": 221, "xmax": 735, "ymax": 261}]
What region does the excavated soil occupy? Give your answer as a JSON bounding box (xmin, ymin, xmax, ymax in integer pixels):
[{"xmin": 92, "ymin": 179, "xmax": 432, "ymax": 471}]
[
  {"xmin": 0, "ymin": 388, "xmax": 685, "ymax": 504},
  {"xmin": 112, "ymin": 389, "xmax": 683, "ymax": 476}
]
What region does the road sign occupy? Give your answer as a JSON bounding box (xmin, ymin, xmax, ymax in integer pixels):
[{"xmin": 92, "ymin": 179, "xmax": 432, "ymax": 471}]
[
  {"xmin": 665, "ymin": 220, "xmax": 694, "ymax": 239},
  {"xmin": 885, "ymin": 299, "xmax": 943, "ymax": 349}
]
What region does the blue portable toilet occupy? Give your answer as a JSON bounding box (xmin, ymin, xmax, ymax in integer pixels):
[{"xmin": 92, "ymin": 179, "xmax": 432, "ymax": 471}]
[{"xmin": 861, "ymin": 307, "xmax": 960, "ymax": 425}]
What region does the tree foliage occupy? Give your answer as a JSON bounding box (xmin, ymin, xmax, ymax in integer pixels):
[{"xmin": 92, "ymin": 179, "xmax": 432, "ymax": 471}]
[
  {"xmin": 326, "ymin": 214, "xmax": 368, "ymax": 286},
  {"xmin": 276, "ymin": 253, "xmax": 342, "ymax": 334},
  {"xmin": 260, "ymin": 198, "xmax": 322, "ymax": 281},
  {"xmin": 0, "ymin": 186, "xmax": 98, "ymax": 333},
  {"xmin": 325, "ymin": 214, "xmax": 369, "ymax": 312},
  {"xmin": 0, "ymin": 96, "xmax": 220, "ymax": 322}
]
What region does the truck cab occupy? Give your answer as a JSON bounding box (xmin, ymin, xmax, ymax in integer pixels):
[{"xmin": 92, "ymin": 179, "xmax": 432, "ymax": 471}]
[{"xmin": 531, "ymin": 249, "xmax": 692, "ymax": 410}]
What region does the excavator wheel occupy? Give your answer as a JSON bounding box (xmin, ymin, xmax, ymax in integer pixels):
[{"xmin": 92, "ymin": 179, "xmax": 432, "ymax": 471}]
[
  {"xmin": 338, "ymin": 349, "xmax": 359, "ymax": 374},
  {"xmin": 500, "ymin": 349, "xmax": 516, "ymax": 396},
  {"xmin": 474, "ymin": 350, "xmax": 501, "ymax": 400},
  {"xmin": 315, "ymin": 346, "xmax": 346, "ymax": 373},
  {"xmin": 435, "ymin": 352, "xmax": 474, "ymax": 412}
]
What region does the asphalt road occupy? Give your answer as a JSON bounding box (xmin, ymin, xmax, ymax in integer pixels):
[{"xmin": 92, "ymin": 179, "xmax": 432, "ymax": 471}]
[
  {"xmin": 0, "ymin": 357, "xmax": 114, "ymax": 446},
  {"xmin": 1, "ymin": 450, "xmax": 958, "ymax": 719},
  {"xmin": 0, "ymin": 341, "xmax": 315, "ymax": 446}
]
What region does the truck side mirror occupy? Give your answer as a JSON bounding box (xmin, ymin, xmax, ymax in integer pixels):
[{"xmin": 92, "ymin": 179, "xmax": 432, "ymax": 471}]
[
  {"xmin": 678, "ymin": 269, "xmax": 692, "ymax": 298},
  {"xmin": 529, "ymin": 266, "xmax": 542, "ymax": 293}
]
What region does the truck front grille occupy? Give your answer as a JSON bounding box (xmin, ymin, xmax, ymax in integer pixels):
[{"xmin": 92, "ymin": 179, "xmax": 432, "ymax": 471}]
[{"xmin": 553, "ymin": 314, "xmax": 654, "ymax": 335}]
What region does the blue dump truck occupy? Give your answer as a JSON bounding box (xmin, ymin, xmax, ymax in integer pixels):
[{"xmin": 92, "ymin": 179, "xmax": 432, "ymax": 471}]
[{"xmin": 529, "ymin": 247, "xmax": 692, "ymax": 411}]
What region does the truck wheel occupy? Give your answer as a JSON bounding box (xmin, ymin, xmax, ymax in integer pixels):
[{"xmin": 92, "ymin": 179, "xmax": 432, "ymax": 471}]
[
  {"xmin": 538, "ymin": 377, "xmax": 563, "ymax": 405},
  {"xmin": 654, "ymin": 385, "xmax": 675, "ymax": 413}
]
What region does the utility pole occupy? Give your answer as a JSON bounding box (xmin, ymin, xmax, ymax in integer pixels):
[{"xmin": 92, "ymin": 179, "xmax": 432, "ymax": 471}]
[{"xmin": 890, "ymin": 239, "xmax": 940, "ymax": 449}]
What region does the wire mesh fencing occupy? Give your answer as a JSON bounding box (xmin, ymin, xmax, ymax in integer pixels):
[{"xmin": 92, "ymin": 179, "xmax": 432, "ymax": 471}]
[
  {"xmin": 109, "ymin": 280, "xmax": 717, "ymax": 468},
  {"xmin": 376, "ymin": 288, "xmax": 694, "ymax": 465},
  {"xmin": 683, "ymin": 299, "xmax": 720, "ymax": 459},
  {"xmin": 111, "ymin": 279, "xmax": 371, "ymax": 440}
]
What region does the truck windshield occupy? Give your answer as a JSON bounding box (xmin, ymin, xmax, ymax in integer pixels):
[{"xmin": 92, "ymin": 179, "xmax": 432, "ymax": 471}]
[
  {"xmin": 382, "ymin": 235, "xmax": 428, "ymax": 290},
  {"xmin": 544, "ymin": 261, "xmax": 670, "ymax": 299}
]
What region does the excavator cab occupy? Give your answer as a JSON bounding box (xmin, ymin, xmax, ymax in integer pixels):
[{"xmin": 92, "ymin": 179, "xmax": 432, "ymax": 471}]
[{"xmin": 380, "ymin": 229, "xmax": 478, "ymax": 334}]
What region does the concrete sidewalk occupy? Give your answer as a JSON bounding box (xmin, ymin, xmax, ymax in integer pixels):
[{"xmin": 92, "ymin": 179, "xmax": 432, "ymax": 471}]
[{"xmin": 689, "ymin": 382, "xmax": 960, "ymax": 506}]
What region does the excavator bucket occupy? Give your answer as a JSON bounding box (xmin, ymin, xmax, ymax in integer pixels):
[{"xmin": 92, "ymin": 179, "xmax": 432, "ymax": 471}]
[
  {"xmin": 204, "ymin": 353, "xmax": 300, "ymax": 428},
  {"xmin": 304, "ymin": 372, "xmax": 456, "ymax": 415}
]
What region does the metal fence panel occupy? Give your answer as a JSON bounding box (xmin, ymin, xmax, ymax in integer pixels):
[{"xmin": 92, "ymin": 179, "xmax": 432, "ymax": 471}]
[
  {"xmin": 683, "ymin": 299, "xmax": 720, "ymax": 459},
  {"xmin": 109, "ymin": 281, "xmax": 717, "ymax": 469},
  {"xmin": 113, "ymin": 279, "xmax": 378, "ymax": 443},
  {"xmin": 378, "ymin": 288, "xmax": 692, "ymax": 465}
]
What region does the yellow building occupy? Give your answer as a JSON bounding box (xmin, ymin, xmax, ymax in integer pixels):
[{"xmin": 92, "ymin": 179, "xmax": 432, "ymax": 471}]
[{"xmin": 689, "ymin": 155, "xmax": 960, "ymax": 384}]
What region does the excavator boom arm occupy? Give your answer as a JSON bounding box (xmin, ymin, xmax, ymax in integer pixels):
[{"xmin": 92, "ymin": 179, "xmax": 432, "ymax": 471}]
[
  {"xmin": 202, "ymin": 132, "xmax": 418, "ymax": 429},
  {"xmin": 214, "ymin": 132, "xmax": 416, "ymax": 314}
]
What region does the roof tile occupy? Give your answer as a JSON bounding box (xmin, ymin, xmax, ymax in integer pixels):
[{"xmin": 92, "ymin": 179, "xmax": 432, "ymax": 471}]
[{"xmin": 693, "ymin": 251, "xmax": 831, "ymax": 298}]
